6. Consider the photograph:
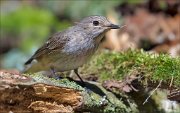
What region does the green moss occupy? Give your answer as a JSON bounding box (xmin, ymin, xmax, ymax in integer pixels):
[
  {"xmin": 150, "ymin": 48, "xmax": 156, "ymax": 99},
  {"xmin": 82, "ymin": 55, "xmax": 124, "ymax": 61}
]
[
  {"xmin": 81, "ymin": 49, "xmax": 180, "ymax": 86},
  {"xmin": 24, "ymin": 73, "xmax": 84, "ymax": 91}
]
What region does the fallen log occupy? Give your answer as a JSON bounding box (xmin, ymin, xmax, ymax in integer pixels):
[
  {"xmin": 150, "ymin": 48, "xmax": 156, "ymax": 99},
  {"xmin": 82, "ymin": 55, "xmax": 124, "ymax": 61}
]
[{"xmin": 0, "ymin": 70, "xmax": 136, "ymax": 113}]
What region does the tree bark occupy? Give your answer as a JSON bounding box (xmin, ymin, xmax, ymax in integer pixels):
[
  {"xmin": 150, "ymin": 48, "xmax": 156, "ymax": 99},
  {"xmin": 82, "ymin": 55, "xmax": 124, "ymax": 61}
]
[{"xmin": 0, "ymin": 70, "xmax": 137, "ymax": 113}]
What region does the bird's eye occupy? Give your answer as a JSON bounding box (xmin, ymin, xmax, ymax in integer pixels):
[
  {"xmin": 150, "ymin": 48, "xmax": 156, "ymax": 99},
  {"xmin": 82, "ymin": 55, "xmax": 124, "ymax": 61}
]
[{"xmin": 93, "ymin": 21, "xmax": 99, "ymax": 26}]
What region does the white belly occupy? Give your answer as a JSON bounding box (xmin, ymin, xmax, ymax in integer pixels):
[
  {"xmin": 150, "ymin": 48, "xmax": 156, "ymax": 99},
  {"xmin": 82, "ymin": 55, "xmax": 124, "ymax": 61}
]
[{"xmin": 52, "ymin": 49, "xmax": 95, "ymax": 71}]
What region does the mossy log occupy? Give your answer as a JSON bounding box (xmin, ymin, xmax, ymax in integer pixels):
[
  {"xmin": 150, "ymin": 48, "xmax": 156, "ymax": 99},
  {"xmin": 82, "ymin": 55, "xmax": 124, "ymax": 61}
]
[{"xmin": 0, "ymin": 71, "xmax": 137, "ymax": 113}]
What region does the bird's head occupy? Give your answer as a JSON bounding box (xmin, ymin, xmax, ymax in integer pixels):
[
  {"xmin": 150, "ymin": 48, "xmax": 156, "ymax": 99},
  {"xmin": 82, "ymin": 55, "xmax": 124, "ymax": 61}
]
[{"xmin": 75, "ymin": 15, "xmax": 120, "ymax": 42}]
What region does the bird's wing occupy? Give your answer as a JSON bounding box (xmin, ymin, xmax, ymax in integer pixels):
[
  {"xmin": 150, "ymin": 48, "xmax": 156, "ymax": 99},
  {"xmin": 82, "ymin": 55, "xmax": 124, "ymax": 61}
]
[{"xmin": 25, "ymin": 31, "xmax": 67, "ymax": 65}]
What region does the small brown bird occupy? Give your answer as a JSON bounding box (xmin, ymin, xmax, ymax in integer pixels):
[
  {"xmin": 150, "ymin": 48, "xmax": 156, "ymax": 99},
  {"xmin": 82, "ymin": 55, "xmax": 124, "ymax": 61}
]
[{"xmin": 24, "ymin": 15, "xmax": 120, "ymax": 83}]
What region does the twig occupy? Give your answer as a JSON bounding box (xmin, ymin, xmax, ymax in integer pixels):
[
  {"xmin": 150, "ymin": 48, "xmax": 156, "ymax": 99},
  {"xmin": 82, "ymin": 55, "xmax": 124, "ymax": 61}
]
[
  {"xmin": 143, "ymin": 80, "xmax": 162, "ymax": 105},
  {"xmin": 169, "ymin": 76, "xmax": 173, "ymax": 88},
  {"xmin": 169, "ymin": 76, "xmax": 173, "ymax": 93}
]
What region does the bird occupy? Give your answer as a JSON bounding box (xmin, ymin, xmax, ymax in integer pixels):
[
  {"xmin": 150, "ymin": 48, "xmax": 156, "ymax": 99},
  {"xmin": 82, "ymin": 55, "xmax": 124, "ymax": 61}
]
[{"xmin": 24, "ymin": 15, "xmax": 120, "ymax": 83}]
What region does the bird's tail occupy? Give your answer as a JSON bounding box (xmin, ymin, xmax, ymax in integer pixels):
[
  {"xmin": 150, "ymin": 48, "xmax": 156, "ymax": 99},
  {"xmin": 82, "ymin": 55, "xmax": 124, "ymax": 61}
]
[
  {"xmin": 24, "ymin": 58, "xmax": 33, "ymax": 65},
  {"xmin": 22, "ymin": 59, "xmax": 41, "ymax": 73}
]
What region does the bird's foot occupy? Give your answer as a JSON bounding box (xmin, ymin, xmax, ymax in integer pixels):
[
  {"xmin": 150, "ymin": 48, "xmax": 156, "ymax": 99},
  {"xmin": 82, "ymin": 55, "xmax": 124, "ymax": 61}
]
[
  {"xmin": 50, "ymin": 67, "xmax": 62, "ymax": 80},
  {"xmin": 52, "ymin": 74, "xmax": 62, "ymax": 80}
]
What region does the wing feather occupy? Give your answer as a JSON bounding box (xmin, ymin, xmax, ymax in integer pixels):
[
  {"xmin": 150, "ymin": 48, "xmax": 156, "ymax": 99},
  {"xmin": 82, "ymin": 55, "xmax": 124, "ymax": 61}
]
[{"xmin": 25, "ymin": 31, "xmax": 67, "ymax": 65}]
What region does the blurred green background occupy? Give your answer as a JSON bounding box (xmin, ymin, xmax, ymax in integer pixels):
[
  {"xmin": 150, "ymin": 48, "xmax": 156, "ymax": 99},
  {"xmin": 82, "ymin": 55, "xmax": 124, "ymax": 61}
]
[{"xmin": 0, "ymin": 0, "xmax": 179, "ymax": 70}]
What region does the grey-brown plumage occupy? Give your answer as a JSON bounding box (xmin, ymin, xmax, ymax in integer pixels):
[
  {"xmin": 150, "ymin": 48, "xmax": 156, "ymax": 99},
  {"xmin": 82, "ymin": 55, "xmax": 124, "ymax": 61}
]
[{"xmin": 24, "ymin": 15, "xmax": 120, "ymax": 81}]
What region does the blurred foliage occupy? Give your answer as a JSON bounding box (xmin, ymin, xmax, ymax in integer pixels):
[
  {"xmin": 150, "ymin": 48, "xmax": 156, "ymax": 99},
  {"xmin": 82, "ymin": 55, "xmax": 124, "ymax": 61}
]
[
  {"xmin": 43, "ymin": 0, "xmax": 145, "ymax": 20},
  {"xmin": 43, "ymin": 0, "xmax": 123, "ymax": 20},
  {"xmin": 0, "ymin": 6, "xmax": 71, "ymax": 52},
  {"xmin": 81, "ymin": 50, "xmax": 180, "ymax": 86}
]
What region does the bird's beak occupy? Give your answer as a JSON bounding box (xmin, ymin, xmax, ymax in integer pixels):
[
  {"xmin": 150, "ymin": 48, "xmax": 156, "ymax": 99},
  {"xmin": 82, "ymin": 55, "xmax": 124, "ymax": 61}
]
[{"xmin": 106, "ymin": 24, "xmax": 120, "ymax": 29}]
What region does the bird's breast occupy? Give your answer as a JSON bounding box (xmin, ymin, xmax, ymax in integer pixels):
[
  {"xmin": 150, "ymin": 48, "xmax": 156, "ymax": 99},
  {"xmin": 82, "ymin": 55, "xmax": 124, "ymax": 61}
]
[{"xmin": 62, "ymin": 36, "xmax": 97, "ymax": 55}]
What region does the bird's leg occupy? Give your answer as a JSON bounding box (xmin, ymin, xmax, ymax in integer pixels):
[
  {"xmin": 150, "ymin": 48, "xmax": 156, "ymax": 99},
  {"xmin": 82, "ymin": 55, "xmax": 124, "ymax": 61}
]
[
  {"xmin": 74, "ymin": 68, "xmax": 85, "ymax": 85},
  {"xmin": 74, "ymin": 69, "xmax": 92, "ymax": 92},
  {"xmin": 50, "ymin": 67, "xmax": 62, "ymax": 79}
]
